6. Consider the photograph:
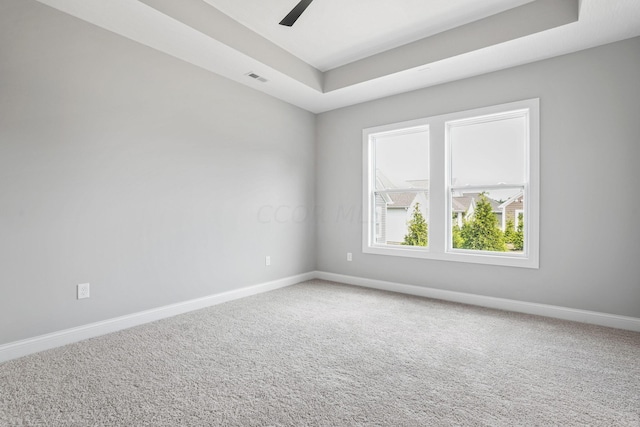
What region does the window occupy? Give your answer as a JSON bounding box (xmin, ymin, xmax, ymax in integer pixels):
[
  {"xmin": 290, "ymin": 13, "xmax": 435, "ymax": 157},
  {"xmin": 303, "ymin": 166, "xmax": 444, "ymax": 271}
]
[
  {"xmin": 363, "ymin": 99, "xmax": 539, "ymax": 268},
  {"xmin": 363, "ymin": 120, "xmax": 430, "ymax": 257}
]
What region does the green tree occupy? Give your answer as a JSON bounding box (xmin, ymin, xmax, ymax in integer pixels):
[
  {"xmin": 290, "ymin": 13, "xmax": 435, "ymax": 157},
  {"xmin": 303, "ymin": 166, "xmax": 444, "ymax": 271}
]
[
  {"xmin": 403, "ymin": 203, "xmax": 428, "ymax": 246},
  {"xmin": 460, "ymin": 194, "xmax": 506, "ymax": 252},
  {"xmin": 503, "ymin": 215, "xmax": 524, "ymax": 251},
  {"xmin": 452, "ymin": 224, "xmax": 464, "ymax": 248},
  {"xmin": 504, "ymin": 218, "xmax": 516, "ymax": 245}
]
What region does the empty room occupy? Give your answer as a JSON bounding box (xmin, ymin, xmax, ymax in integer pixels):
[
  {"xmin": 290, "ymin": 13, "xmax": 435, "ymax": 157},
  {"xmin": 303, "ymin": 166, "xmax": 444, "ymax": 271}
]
[{"xmin": 1, "ymin": 0, "xmax": 639, "ymax": 425}]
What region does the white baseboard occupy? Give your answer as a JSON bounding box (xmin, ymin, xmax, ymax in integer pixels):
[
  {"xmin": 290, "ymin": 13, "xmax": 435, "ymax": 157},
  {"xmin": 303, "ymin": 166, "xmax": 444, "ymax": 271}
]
[
  {"xmin": 3, "ymin": 270, "xmax": 638, "ymax": 364},
  {"xmin": 315, "ymin": 271, "xmax": 640, "ymax": 333},
  {"xmin": 0, "ymin": 272, "xmax": 315, "ymax": 364}
]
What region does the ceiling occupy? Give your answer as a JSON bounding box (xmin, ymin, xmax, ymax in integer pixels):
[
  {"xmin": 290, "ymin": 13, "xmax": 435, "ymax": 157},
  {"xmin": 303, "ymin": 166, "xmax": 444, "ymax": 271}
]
[
  {"xmin": 32, "ymin": 0, "xmax": 640, "ymax": 113},
  {"xmin": 202, "ymin": 0, "xmax": 534, "ymax": 71}
]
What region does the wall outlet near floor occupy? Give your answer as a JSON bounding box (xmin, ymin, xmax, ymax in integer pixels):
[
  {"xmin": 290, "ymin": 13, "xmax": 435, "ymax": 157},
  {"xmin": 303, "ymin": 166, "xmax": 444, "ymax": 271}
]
[
  {"xmin": 77, "ymin": 283, "xmax": 90, "ymax": 299},
  {"xmin": 265, "ymin": 256, "xmax": 271, "ymax": 266},
  {"xmin": 347, "ymin": 252, "xmax": 353, "ymax": 261}
]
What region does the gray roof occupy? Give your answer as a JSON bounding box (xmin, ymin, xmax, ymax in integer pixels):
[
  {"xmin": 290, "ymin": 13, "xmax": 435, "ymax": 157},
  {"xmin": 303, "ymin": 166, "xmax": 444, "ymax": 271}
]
[
  {"xmin": 388, "ymin": 192, "xmax": 417, "ymax": 208},
  {"xmin": 452, "ymin": 196, "xmax": 474, "ymax": 212},
  {"xmin": 452, "ymin": 193, "xmax": 501, "ymax": 213}
]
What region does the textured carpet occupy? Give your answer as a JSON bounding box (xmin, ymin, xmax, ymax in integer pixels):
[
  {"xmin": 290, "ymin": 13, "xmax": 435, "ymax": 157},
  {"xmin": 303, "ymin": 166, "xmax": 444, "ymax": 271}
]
[{"xmin": 1, "ymin": 280, "xmax": 639, "ymax": 426}]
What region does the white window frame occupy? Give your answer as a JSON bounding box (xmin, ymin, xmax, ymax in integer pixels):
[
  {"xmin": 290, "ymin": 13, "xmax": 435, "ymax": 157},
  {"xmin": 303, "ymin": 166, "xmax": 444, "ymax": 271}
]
[{"xmin": 363, "ymin": 98, "xmax": 539, "ymax": 269}]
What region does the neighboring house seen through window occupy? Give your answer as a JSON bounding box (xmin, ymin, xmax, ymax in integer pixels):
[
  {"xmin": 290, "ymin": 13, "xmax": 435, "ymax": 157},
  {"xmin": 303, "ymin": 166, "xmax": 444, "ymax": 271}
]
[{"xmin": 363, "ymin": 99, "xmax": 539, "ymax": 268}]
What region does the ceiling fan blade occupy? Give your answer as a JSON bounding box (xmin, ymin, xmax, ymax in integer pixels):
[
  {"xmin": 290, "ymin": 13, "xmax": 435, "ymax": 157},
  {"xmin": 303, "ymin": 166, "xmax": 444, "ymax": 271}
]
[{"xmin": 279, "ymin": 0, "xmax": 314, "ymax": 27}]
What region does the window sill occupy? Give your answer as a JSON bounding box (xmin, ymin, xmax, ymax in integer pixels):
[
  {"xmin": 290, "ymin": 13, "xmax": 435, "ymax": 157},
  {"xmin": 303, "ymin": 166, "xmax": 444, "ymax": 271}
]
[{"xmin": 363, "ymin": 245, "xmax": 539, "ymax": 269}]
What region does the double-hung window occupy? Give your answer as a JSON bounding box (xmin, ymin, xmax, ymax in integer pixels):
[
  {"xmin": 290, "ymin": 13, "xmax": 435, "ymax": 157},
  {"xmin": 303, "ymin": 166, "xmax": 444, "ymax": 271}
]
[
  {"xmin": 366, "ymin": 122, "xmax": 430, "ymax": 251},
  {"xmin": 363, "ymin": 99, "xmax": 539, "ymax": 268}
]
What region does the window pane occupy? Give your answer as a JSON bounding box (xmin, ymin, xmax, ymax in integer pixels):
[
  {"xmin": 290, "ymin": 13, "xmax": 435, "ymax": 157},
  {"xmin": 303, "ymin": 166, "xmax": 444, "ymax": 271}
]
[
  {"xmin": 375, "ymin": 131, "xmax": 429, "ymax": 189},
  {"xmin": 451, "ymin": 188, "xmax": 525, "ymax": 253},
  {"xmin": 450, "ymin": 115, "xmax": 526, "ymax": 187},
  {"xmin": 448, "ymin": 112, "xmax": 528, "ymax": 255},
  {"xmin": 374, "ymin": 191, "xmax": 428, "ymax": 246},
  {"xmin": 373, "ymin": 129, "xmax": 429, "ymax": 247}
]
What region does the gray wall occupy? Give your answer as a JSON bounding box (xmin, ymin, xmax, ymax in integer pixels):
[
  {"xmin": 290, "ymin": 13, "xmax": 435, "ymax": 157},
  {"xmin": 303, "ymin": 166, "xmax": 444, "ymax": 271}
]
[
  {"xmin": 0, "ymin": 1, "xmax": 316, "ymax": 344},
  {"xmin": 317, "ymin": 37, "xmax": 640, "ymax": 318}
]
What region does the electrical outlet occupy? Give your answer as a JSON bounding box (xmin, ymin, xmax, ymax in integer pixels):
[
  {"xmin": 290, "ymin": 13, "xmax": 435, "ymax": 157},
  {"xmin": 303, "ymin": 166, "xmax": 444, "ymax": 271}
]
[
  {"xmin": 265, "ymin": 256, "xmax": 271, "ymax": 266},
  {"xmin": 77, "ymin": 283, "xmax": 90, "ymax": 299},
  {"xmin": 347, "ymin": 252, "xmax": 353, "ymax": 261}
]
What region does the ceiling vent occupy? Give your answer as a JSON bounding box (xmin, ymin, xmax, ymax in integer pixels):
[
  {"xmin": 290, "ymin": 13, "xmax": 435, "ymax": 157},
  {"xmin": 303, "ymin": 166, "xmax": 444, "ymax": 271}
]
[{"xmin": 246, "ymin": 72, "xmax": 268, "ymax": 83}]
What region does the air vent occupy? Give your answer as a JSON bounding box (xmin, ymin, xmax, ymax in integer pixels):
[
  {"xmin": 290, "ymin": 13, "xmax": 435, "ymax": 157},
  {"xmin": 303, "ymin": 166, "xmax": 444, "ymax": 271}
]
[{"xmin": 246, "ymin": 72, "xmax": 268, "ymax": 83}]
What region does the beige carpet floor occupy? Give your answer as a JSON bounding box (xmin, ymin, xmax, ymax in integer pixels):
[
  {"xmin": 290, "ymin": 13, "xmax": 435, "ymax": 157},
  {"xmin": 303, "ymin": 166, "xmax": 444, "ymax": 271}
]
[{"xmin": 1, "ymin": 280, "xmax": 639, "ymax": 426}]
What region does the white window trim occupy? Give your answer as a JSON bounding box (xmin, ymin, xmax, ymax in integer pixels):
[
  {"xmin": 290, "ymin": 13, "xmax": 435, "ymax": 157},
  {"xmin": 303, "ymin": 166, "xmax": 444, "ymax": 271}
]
[
  {"xmin": 362, "ymin": 98, "xmax": 540, "ymax": 269},
  {"xmin": 514, "ymin": 209, "xmax": 525, "ymax": 230}
]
